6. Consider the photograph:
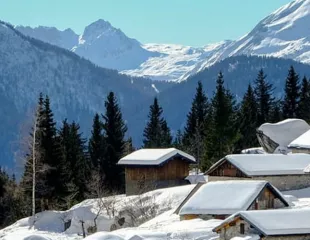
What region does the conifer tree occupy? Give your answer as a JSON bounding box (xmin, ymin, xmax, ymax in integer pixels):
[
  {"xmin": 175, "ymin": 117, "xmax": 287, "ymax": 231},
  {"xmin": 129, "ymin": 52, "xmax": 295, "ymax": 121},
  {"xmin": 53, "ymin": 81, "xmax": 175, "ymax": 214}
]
[
  {"xmin": 69, "ymin": 122, "xmax": 90, "ymax": 201},
  {"xmin": 57, "ymin": 119, "xmax": 75, "ymax": 208},
  {"xmin": 89, "ymin": 113, "xmax": 105, "ymax": 175},
  {"xmin": 41, "ymin": 95, "xmax": 62, "ymax": 208},
  {"xmin": 298, "ymin": 76, "xmax": 310, "ymax": 122},
  {"xmin": 161, "ymin": 121, "xmax": 173, "ymax": 147},
  {"xmin": 102, "ymin": 92, "xmax": 127, "ymax": 193},
  {"xmin": 270, "ymin": 100, "xmax": 283, "ymax": 123},
  {"xmin": 183, "ymin": 81, "xmax": 209, "ymax": 148},
  {"xmin": 0, "ymin": 169, "xmax": 26, "ymax": 228},
  {"xmin": 0, "ymin": 168, "xmax": 6, "ymax": 198},
  {"xmin": 143, "ymin": 97, "xmax": 172, "ymax": 148},
  {"xmin": 173, "ymin": 130, "xmax": 184, "ymax": 149},
  {"xmin": 204, "ymin": 72, "xmax": 238, "ymax": 170},
  {"xmin": 124, "ymin": 137, "xmax": 135, "ymax": 156},
  {"xmin": 237, "ymin": 84, "xmax": 258, "ymax": 151},
  {"xmin": 254, "ymin": 69, "xmax": 274, "ymax": 124},
  {"xmin": 283, "ymin": 66, "xmax": 300, "ymax": 118}
]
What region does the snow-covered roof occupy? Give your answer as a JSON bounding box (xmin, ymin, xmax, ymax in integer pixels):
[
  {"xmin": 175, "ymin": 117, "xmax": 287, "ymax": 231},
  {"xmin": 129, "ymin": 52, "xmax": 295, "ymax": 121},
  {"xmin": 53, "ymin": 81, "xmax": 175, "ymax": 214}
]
[
  {"xmin": 257, "ymin": 119, "xmax": 310, "ymax": 152},
  {"xmin": 207, "ymin": 154, "xmax": 310, "ymax": 176},
  {"xmin": 118, "ymin": 148, "xmax": 196, "ymax": 166},
  {"xmin": 288, "ymin": 129, "xmax": 310, "ymax": 150},
  {"xmin": 178, "ymin": 180, "xmax": 288, "ymax": 216},
  {"xmin": 214, "ymin": 208, "xmax": 310, "ymax": 236}
]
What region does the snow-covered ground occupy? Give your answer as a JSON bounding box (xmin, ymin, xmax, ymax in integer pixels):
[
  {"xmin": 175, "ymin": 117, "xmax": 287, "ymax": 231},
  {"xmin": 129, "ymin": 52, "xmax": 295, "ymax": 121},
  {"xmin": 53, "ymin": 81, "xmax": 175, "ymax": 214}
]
[{"xmin": 2, "ymin": 184, "xmax": 310, "ymax": 240}]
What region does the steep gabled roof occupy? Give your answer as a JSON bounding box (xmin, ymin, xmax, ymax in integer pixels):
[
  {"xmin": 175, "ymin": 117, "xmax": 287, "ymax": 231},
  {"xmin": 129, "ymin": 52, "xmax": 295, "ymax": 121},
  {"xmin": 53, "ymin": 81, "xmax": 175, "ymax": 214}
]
[
  {"xmin": 178, "ymin": 180, "xmax": 289, "ymax": 216},
  {"xmin": 174, "ymin": 182, "xmax": 205, "ymax": 214},
  {"xmin": 118, "ymin": 148, "xmax": 196, "ymax": 166},
  {"xmin": 288, "ymin": 129, "xmax": 310, "ymax": 150},
  {"xmin": 214, "ymin": 208, "xmax": 310, "ymax": 236},
  {"xmin": 206, "ymin": 154, "xmax": 310, "ymax": 176}
]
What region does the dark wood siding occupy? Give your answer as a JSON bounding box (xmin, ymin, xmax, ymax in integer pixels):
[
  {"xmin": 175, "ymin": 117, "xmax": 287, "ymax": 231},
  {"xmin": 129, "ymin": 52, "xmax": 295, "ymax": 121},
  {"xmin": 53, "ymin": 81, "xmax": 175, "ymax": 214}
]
[
  {"xmin": 248, "ymin": 187, "xmax": 277, "ymax": 210},
  {"xmin": 208, "ymin": 161, "xmax": 247, "ymax": 177},
  {"xmin": 125, "ymin": 157, "xmax": 190, "ymax": 182}
]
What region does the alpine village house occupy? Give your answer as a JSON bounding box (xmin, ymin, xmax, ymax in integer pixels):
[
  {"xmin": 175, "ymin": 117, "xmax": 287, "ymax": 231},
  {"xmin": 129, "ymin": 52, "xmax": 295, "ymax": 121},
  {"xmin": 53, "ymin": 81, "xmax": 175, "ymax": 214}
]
[
  {"xmin": 118, "ymin": 148, "xmax": 196, "ymax": 195},
  {"xmin": 205, "ymin": 154, "xmax": 310, "ymax": 191}
]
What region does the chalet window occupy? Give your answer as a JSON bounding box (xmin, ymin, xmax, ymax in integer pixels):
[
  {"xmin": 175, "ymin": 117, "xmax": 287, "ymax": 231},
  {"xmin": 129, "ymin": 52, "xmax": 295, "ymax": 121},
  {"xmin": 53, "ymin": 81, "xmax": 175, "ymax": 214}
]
[{"xmin": 240, "ymin": 223, "xmax": 245, "ymax": 234}]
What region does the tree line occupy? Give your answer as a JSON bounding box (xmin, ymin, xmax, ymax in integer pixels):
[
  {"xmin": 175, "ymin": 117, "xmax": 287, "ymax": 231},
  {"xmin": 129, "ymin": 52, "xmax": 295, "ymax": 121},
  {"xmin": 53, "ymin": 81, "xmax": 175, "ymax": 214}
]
[
  {"xmin": 0, "ymin": 65, "xmax": 310, "ymax": 229},
  {"xmin": 142, "ymin": 66, "xmax": 310, "ymax": 170}
]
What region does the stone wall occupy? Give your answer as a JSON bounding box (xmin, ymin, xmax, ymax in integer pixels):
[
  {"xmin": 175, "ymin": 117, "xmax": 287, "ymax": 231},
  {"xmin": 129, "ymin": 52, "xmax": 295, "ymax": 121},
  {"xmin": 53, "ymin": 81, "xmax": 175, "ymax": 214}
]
[
  {"xmin": 125, "ymin": 179, "xmax": 189, "ymax": 196},
  {"xmin": 219, "ymin": 219, "xmax": 258, "ymax": 240},
  {"xmin": 291, "ymin": 148, "xmax": 310, "ymax": 154},
  {"xmin": 208, "ymin": 175, "xmax": 310, "ymax": 191}
]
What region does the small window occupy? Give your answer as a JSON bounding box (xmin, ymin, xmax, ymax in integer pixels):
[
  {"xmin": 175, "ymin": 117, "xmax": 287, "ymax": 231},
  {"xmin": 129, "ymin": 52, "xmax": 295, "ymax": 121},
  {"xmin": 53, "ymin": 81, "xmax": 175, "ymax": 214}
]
[{"xmin": 240, "ymin": 223, "xmax": 245, "ymax": 234}]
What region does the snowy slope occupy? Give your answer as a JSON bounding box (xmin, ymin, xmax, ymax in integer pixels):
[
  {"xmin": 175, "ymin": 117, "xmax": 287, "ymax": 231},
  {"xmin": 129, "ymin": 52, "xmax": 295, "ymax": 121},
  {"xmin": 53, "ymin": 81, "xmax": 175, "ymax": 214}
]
[
  {"xmin": 197, "ymin": 0, "xmax": 310, "ymax": 69},
  {"xmin": 122, "ymin": 41, "xmax": 232, "ymax": 81},
  {"xmin": 1, "ymin": 184, "xmax": 310, "ymax": 240}
]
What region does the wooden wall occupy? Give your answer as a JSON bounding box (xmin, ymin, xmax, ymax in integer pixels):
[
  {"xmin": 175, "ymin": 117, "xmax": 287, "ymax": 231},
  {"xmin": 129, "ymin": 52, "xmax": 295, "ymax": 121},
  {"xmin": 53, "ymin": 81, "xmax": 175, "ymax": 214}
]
[
  {"xmin": 125, "ymin": 157, "xmax": 190, "ymax": 182},
  {"xmin": 248, "ymin": 187, "xmax": 278, "ymax": 210},
  {"xmin": 208, "ymin": 161, "xmax": 247, "ymax": 177}
]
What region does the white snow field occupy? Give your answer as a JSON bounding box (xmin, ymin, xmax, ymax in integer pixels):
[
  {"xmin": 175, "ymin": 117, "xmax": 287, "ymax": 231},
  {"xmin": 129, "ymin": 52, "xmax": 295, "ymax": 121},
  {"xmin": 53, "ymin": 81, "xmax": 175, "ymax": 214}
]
[{"xmin": 1, "ymin": 184, "xmax": 310, "ymax": 240}]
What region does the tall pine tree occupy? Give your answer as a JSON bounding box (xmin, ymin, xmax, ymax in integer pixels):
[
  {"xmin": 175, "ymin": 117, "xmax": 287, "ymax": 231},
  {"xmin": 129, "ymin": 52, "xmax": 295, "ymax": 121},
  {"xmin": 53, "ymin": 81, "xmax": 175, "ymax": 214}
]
[
  {"xmin": 254, "ymin": 69, "xmax": 274, "ymax": 125},
  {"xmin": 236, "ymin": 84, "xmax": 258, "ymax": 151},
  {"xmin": 69, "ymin": 122, "xmax": 91, "ymax": 202},
  {"xmin": 173, "ymin": 130, "xmax": 184, "ymax": 150},
  {"xmin": 89, "ymin": 113, "xmax": 106, "ymax": 183},
  {"xmin": 102, "ymin": 92, "xmax": 127, "ymax": 193},
  {"xmin": 143, "ymin": 97, "xmax": 172, "ymax": 148},
  {"xmin": 41, "ymin": 95, "xmax": 62, "ymax": 208},
  {"xmin": 183, "ymin": 81, "xmax": 209, "ymax": 157},
  {"xmin": 283, "ymin": 66, "xmax": 300, "ymax": 118},
  {"xmin": 298, "ymin": 76, "xmax": 310, "ymax": 122},
  {"xmin": 270, "ymin": 100, "xmax": 283, "ymax": 123},
  {"xmin": 204, "ymin": 72, "xmax": 239, "ymax": 170},
  {"xmin": 57, "ymin": 119, "xmax": 75, "ymax": 208}
]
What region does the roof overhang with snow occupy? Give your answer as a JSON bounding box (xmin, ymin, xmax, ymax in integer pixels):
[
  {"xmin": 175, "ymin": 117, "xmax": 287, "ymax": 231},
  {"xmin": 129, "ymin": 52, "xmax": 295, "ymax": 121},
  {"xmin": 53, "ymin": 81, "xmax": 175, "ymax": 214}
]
[
  {"xmin": 118, "ymin": 148, "xmax": 196, "ymax": 166},
  {"xmin": 213, "ymin": 208, "xmax": 310, "ymax": 236},
  {"xmin": 288, "ymin": 129, "xmax": 310, "ymax": 150},
  {"xmin": 206, "ymin": 154, "xmax": 310, "ymax": 176},
  {"xmin": 178, "ymin": 180, "xmax": 289, "ymax": 216}
]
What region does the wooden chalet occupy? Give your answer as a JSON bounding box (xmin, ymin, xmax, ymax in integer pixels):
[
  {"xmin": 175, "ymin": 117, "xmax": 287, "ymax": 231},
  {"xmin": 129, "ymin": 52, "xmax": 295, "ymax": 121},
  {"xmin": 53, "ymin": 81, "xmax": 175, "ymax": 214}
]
[
  {"xmin": 118, "ymin": 148, "xmax": 196, "ymax": 195},
  {"xmin": 177, "ymin": 180, "xmax": 289, "ymax": 221},
  {"xmin": 213, "ymin": 209, "xmax": 310, "ymax": 240},
  {"xmin": 205, "ymin": 154, "xmax": 310, "ymax": 191}
]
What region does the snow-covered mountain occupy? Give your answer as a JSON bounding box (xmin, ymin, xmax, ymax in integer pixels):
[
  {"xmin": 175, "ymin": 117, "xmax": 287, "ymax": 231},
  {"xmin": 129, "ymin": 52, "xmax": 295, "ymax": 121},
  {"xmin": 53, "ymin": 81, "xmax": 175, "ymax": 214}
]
[
  {"xmin": 196, "ymin": 0, "xmax": 310, "ymax": 68},
  {"xmin": 0, "ymin": 20, "xmax": 172, "ymax": 169},
  {"xmin": 16, "ymin": 25, "xmax": 78, "ymax": 50},
  {"xmin": 71, "ymin": 19, "xmax": 160, "ymax": 71},
  {"xmin": 17, "ymin": 19, "xmax": 159, "ymax": 71},
  {"xmin": 15, "ymin": 0, "xmax": 310, "ymax": 82}
]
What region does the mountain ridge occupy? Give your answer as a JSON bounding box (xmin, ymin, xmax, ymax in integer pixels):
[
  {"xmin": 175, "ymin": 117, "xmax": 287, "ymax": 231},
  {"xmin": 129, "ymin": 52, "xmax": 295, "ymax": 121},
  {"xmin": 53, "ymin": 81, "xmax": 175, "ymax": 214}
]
[
  {"xmin": 0, "ymin": 20, "xmax": 172, "ymax": 170},
  {"xmin": 15, "ymin": 0, "xmax": 310, "ymax": 81}
]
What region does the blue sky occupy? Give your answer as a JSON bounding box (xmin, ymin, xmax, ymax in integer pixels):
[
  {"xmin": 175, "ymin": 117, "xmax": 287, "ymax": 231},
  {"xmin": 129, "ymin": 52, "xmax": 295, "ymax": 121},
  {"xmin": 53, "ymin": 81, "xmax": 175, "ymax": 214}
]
[{"xmin": 1, "ymin": 0, "xmax": 292, "ymax": 46}]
